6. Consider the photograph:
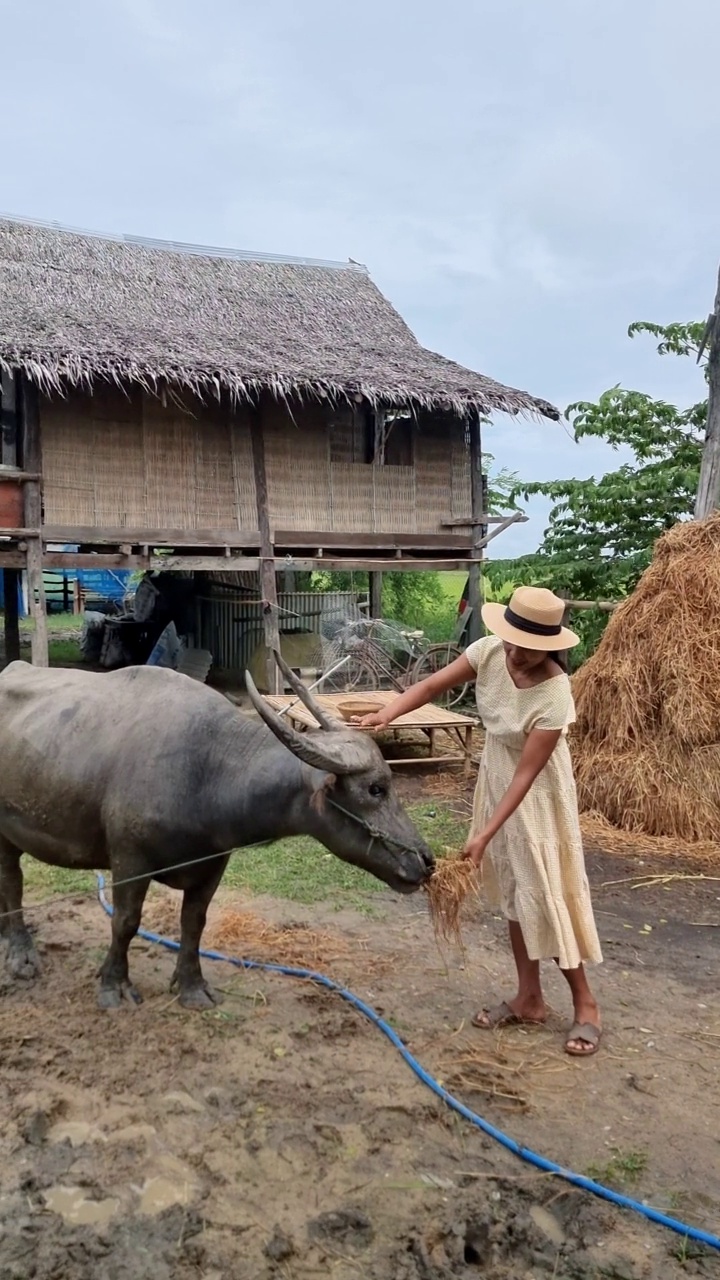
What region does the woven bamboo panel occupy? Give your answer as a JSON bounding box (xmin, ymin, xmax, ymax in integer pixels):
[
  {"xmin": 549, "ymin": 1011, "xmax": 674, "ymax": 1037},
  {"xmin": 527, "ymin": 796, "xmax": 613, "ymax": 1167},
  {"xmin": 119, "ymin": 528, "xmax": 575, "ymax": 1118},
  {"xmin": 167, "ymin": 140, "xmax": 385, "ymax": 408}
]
[
  {"xmin": 229, "ymin": 406, "xmax": 257, "ymax": 529},
  {"xmin": 451, "ymin": 427, "xmax": 472, "ymax": 519},
  {"xmin": 142, "ymin": 396, "xmax": 198, "ymax": 527},
  {"xmin": 329, "ymin": 463, "xmax": 375, "ymax": 532},
  {"xmin": 194, "ymin": 411, "xmax": 237, "ymax": 528},
  {"xmin": 373, "ymin": 466, "xmax": 416, "ymax": 533},
  {"xmin": 415, "ymin": 427, "xmax": 453, "ymax": 532},
  {"xmin": 264, "ymin": 403, "xmax": 332, "ymax": 530},
  {"xmin": 40, "ymin": 401, "xmax": 97, "ymax": 524}
]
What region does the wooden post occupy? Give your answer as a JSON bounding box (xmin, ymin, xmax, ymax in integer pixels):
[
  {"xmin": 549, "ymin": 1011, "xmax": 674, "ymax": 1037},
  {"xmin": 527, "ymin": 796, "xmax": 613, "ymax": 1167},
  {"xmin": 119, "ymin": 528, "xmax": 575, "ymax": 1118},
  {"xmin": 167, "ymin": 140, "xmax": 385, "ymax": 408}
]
[
  {"xmin": 249, "ymin": 400, "xmax": 282, "ymax": 694},
  {"xmin": 19, "ymin": 378, "xmax": 48, "ymax": 667},
  {"xmin": 695, "ymin": 263, "xmax": 720, "ymax": 519},
  {"xmin": 466, "ymin": 415, "xmax": 485, "ymax": 645},
  {"xmin": 1, "ymin": 372, "xmax": 18, "ymax": 467},
  {"xmin": 369, "ymin": 571, "xmax": 383, "ymax": 619},
  {"xmin": 2, "ymin": 568, "xmax": 21, "ymax": 662}
]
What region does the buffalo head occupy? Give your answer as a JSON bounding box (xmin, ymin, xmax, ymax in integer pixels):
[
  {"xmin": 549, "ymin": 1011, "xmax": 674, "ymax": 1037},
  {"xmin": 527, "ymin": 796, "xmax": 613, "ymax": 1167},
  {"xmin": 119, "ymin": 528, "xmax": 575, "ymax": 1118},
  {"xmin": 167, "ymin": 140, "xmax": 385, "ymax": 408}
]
[{"xmin": 245, "ymin": 653, "xmax": 434, "ymax": 894}]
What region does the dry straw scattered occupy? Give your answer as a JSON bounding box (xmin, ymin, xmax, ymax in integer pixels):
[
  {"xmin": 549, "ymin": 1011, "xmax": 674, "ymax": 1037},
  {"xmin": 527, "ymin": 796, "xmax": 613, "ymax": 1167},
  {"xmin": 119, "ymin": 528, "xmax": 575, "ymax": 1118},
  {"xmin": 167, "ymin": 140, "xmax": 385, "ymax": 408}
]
[
  {"xmin": 142, "ymin": 894, "xmax": 370, "ymax": 972},
  {"xmin": 424, "ymin": 856, "xmax": 480, "ymax": 946},
  {"xmin": 571, "ymin": 513, "xmax": 720, "ymax": 848}
]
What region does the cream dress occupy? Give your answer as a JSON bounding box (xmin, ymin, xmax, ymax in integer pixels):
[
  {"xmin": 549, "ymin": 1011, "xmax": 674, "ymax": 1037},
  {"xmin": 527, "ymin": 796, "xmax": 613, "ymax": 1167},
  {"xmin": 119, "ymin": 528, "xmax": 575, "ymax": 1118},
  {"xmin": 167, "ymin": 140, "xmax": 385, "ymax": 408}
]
[{"xmin": 466, "ymin": 636, "xmax": 602, "ymax": 970}]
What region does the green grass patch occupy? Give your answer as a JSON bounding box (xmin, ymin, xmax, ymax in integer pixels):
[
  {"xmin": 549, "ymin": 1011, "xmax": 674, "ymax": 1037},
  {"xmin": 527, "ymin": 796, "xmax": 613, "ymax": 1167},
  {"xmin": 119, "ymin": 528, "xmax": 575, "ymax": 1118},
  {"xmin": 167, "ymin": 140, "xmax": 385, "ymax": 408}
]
[
  {"xmin": 586, "ymin": 1148, "xmax": 648, "ymax": 1190},
  {"xmin": 21, "ymin": 801, "xmax": 468, "ymax": 910}
]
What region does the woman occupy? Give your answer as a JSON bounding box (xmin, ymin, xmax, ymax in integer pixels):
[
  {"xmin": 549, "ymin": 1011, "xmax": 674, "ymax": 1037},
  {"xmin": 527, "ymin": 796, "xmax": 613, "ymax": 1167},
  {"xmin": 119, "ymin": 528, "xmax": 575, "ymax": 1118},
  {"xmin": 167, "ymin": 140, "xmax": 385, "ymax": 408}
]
[{"xmin": 355, "ymin": 586, "xmax": 603, "ymax": 1058}]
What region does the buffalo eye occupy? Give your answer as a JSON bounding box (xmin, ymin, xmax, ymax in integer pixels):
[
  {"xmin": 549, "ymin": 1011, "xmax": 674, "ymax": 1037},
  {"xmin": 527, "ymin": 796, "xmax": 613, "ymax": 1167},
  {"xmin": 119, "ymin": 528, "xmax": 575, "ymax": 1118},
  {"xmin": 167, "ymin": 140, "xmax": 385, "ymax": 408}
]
[{"xmin": 368, "ymin": 783, "xmax": 387, "ymax": 799}]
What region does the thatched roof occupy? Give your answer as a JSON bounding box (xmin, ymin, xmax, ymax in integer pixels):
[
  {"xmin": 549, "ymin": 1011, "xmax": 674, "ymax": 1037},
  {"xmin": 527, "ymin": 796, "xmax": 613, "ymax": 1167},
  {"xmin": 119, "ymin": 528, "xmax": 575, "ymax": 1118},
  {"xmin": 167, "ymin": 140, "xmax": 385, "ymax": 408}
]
[{"xmin": 0, "ymin": 215, "xmax": 558, "ymax": 420}]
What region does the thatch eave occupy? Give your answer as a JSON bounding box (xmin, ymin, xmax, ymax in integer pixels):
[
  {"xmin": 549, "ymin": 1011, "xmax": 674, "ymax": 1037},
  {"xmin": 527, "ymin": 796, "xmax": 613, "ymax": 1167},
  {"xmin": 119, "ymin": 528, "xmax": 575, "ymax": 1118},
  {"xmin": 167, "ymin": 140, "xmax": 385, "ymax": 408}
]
[
  {"xmin": 0, "ymin": 215, "xmax": 560, "ymax": 423},
  {"xmin": 0, "ymin": 350, "xmax": 558, "ymax": 421}
]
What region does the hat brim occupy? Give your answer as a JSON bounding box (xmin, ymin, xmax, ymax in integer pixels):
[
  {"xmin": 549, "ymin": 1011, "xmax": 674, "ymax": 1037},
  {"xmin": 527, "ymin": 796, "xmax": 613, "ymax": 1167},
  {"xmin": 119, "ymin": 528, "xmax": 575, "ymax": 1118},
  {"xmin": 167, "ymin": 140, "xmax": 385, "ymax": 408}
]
[{"xmin": 481, "ymin": 601, "xmax": 579, "ymax": 651}]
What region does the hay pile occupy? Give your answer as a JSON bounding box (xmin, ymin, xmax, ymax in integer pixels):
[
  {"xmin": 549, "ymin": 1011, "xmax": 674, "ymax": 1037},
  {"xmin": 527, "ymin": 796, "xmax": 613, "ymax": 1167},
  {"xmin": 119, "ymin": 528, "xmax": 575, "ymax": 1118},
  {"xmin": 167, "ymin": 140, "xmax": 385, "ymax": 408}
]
[{"xmin": 572, "ymin": 513, "xmax": 720, "ymax": 843}]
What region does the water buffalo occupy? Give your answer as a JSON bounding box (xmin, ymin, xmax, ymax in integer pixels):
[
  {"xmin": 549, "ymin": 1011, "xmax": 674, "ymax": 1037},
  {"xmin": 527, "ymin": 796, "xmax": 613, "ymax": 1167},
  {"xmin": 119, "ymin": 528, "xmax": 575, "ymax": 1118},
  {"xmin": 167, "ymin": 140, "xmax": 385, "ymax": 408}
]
[{"xmin": 0, "ymin": 653, "xmax": 433, "ymax": 1009}]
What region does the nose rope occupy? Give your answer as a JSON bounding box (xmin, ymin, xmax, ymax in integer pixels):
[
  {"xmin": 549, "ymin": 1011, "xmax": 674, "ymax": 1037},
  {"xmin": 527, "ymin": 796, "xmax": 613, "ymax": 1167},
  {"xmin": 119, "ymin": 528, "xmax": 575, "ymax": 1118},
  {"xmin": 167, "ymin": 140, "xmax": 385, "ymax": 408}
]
[{"xmin": 324, "ymin": 795, "xmax": 421, "ymax": 860}]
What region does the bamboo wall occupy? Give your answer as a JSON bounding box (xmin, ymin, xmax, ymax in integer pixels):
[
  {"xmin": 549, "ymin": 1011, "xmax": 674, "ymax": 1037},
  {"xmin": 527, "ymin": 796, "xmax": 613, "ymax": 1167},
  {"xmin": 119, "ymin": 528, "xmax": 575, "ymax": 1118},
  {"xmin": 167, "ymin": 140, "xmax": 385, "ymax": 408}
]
[{"xmin": 39, "ymin": 391, "xmax": 471, "ymax": 535}]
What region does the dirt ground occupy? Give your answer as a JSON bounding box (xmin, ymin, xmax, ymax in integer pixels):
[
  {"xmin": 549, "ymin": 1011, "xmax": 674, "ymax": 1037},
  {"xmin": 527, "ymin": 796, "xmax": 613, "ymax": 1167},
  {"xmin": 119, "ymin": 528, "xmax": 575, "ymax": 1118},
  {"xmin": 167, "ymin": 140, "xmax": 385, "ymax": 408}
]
[{"xmin": 1, "ymin": 771, "xmax": 719, "ymax": 1280}]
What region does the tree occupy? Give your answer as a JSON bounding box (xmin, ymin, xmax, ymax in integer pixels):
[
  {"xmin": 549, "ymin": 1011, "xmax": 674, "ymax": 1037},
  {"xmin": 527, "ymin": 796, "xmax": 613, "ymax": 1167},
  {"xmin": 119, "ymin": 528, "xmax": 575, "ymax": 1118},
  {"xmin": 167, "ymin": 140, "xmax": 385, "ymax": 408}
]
[{"xmin": 513, "ymin": 321, "xmax": 708, "ymax": 601}]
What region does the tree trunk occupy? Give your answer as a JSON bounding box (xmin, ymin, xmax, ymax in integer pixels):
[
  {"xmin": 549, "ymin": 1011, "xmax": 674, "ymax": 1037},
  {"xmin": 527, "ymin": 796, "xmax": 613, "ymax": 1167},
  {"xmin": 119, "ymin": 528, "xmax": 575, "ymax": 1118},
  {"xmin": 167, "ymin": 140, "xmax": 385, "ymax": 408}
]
[{"xmin": 695, "ymin": 264, "xmax": 720, "ymax": 519}]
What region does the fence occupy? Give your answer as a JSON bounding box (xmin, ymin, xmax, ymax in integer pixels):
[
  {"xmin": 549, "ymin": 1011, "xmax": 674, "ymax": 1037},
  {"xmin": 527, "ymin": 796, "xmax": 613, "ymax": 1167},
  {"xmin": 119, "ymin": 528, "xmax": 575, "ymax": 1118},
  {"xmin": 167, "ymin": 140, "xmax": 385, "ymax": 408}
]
[{"xmin": 196, "ymin": 587, "xmax": 362, "ymax": 674}]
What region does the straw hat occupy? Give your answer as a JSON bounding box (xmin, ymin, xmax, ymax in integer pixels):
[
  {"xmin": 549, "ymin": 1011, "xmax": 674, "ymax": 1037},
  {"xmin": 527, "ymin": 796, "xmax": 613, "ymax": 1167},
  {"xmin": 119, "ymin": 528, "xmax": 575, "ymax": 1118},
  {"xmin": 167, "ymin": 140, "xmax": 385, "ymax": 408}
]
[{"xmin": 481, "ymin": 586, "xmax": 579, "ymax": 651}]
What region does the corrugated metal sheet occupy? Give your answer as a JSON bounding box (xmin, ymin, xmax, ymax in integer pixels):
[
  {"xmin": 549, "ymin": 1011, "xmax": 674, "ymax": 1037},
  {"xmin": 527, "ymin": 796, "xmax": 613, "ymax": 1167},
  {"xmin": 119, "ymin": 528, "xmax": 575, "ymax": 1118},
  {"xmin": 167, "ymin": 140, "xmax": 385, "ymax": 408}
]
[{"xmin": 196, "ymin": 589, "xmax": 361, "ymax": 674}]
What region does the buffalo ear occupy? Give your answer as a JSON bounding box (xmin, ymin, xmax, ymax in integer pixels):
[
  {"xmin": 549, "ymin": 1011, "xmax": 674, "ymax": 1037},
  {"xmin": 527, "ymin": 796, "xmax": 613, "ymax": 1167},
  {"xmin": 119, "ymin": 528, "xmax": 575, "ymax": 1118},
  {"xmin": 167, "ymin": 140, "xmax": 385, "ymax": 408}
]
[{"xmin": 310, "ymin": 774, "xmax": 338, "ymax": 814}]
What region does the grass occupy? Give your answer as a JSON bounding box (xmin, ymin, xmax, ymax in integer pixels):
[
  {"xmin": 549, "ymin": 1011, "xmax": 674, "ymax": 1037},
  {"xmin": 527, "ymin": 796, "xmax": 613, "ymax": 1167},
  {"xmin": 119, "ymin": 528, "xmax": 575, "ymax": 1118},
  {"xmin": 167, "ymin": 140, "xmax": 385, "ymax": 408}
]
[
  {"xmin": 22, "ymin": 801, "xmax": 468, "ymax": 910},
  {"xmin": 587, "ymin": 1147, "xmax": 648, "ymax": 1190},
  {"xmin": 17, "ymin": 611, "xmax": 82, "ymax": 665}
]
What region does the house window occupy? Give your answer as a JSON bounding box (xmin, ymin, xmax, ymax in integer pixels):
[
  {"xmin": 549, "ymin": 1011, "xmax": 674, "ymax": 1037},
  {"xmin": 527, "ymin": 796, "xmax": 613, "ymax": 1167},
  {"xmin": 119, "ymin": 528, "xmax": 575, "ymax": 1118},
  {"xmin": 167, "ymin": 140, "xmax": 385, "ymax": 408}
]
[{"xmin": 330, "ymin": 405, "xmax": 413, "ymax": 466}]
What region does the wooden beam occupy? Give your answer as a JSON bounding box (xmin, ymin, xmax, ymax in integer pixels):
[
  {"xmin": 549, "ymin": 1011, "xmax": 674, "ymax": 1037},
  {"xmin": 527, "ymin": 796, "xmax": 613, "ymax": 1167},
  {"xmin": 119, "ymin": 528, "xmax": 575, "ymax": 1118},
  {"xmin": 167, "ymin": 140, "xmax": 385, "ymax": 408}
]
[
  {"xmin": 272, "ymin": 557, "xmax": 475, "ymax": 572},
  {"xmin": 40, "ymin": 525, "xmax": 262, "ymax": 548},
  {"xmin": 1, "ymin": 372, "xmax": 18, "ymax": 468},
  {"xmin": 249, "ymin": 402, "xmax": 282, "ymax": 694},
  {"xmin": 19, "ymin": 380, "xmax": 48, "ymax": 667},
  {"xmin": 2, "ymin": 568, "xmax": 21, "ymax": 662},
  {"xmin": 441, "ymin": 515, "xmax": 529, "ymax": 527},
  {"xmin": 273, "ymin": 530, "xmax": 474, "ymax": 550},
  {"xmin": 147, "ymin": 555, "xmax": 260, "ymax": 572},
  {"xmin": 466, "ymin": 416, "xmax": 484, "ymax": 645},
  {"xmin": 695, "ymin": 263, "xmax": 720, "ymax": 518}
]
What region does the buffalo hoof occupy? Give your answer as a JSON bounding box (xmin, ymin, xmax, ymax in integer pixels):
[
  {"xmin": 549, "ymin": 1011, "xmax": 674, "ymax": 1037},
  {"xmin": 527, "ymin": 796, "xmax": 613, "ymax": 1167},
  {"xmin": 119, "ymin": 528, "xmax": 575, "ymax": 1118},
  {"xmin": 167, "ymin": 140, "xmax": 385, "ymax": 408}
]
[
  {"xmin": 178, "ymin": 983, "xmax": 223, "ymax": 1011},
  {"xmin": 6, "ymin": 940, "xmax": 41, "ymax": 981},
  {"xmin": 97, "ymin": 982, "xmax": 143, "ymax": 1010}
]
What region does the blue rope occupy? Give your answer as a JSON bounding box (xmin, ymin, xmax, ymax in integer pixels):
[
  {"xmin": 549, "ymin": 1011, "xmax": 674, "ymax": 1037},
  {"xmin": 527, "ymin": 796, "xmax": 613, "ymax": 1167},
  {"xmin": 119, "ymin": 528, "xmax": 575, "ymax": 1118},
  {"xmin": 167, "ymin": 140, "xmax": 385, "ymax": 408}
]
[{"xmin": 96, "ymin": 875, "xmax": 719, "ymax": 1254}]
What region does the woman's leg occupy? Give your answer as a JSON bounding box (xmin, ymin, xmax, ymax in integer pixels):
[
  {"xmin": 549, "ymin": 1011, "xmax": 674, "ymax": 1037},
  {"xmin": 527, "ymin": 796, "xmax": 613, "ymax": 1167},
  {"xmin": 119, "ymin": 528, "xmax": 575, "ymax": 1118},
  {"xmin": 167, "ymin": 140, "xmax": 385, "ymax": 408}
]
[
  {"xmin": 559, "ymin": 963, "xmax": 601, "ymax": 1054},
  {"xmin": 474, "ymin": 920, "xmax": 547, "ymax": 1026}
]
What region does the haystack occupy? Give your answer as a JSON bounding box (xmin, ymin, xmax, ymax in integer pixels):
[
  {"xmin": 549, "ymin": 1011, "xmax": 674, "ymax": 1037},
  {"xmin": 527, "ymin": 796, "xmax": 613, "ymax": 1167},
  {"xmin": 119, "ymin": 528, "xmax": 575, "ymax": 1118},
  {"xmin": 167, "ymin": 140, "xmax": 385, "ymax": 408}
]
[{"xmin": 571, "ymin": 512, "xmax": 720, "ymax": 842}]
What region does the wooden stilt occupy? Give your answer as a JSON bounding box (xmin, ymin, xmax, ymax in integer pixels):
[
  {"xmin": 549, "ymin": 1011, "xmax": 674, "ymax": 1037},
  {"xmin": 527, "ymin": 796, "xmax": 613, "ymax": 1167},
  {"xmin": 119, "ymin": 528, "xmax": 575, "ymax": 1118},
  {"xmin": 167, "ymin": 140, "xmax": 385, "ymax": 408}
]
[
  {"xmin": 19, "ymin": 379, "xmax": 48, "ymax": 667},
  {"xmin": 369, "ymin": 571, "xmax": 383, "ymax": 619},
  {"xmin": 249, "ymin": 401, "xmax": 282, "ymax": 694},
  {"xmin": 466, "ymin": 416, "xmax": 486, "ymax": 646}
]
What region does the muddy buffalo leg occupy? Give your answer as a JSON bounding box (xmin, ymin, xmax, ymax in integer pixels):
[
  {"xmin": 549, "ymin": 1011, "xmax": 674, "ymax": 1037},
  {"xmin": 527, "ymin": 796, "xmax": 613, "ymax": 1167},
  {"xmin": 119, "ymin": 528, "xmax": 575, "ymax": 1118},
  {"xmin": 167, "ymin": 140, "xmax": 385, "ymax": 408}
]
[
  {"xmin": 0, "ymin": 836, "xmax": 41, "ymax": 979},
  {"xmin": 97, "ymin": 870, "xmax": 150, "ymax": 1009},
  {"xmin": 170, "ymin": 857, "xmax": 229, "ymax": 1010}
]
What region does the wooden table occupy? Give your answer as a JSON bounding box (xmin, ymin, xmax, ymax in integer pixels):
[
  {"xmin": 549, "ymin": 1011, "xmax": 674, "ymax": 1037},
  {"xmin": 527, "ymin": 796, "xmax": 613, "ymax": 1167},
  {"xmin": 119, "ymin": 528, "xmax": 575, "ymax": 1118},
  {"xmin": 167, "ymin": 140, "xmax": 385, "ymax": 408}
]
[{"xmin": 264, "ymin": 690, "xmax": 477, "ymax": 771}]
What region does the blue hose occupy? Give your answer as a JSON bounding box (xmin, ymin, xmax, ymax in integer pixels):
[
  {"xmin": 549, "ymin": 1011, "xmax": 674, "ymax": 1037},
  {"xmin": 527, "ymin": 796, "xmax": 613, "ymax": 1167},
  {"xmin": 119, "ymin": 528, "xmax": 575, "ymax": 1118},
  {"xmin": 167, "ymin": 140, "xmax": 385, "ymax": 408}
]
[{"xmin": 96, "ymin": 875, "xmax": 719, "ymax": 1253}]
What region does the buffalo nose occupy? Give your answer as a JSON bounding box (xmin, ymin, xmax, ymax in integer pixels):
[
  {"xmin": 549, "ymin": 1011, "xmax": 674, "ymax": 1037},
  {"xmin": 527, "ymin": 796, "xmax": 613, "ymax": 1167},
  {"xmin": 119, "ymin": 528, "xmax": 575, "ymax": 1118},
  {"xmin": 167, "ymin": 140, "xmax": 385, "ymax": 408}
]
[{"xmin": 420, "ymin": 848, "xmax": 435, "ymax": 874}]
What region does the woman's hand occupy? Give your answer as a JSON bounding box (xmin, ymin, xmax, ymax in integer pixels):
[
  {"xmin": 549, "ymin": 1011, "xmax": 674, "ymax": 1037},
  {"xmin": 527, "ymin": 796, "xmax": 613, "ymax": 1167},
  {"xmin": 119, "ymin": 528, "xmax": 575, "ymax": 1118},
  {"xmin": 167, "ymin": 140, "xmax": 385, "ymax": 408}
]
[
  {"xmin": 462, "ymin": 831, "xmax": 490, "ymax": 868},
  {"xmin": 350, "ymin": 712, "xmax": 389, "ymax": 730}
]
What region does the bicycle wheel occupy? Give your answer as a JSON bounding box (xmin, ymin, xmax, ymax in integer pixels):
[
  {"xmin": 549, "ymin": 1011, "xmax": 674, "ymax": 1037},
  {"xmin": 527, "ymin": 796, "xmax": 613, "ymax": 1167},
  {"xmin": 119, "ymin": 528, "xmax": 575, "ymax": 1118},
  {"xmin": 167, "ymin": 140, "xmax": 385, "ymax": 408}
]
[{"xmin": 410, "ymin": 642, "xmax": 470, "ymax": 710}]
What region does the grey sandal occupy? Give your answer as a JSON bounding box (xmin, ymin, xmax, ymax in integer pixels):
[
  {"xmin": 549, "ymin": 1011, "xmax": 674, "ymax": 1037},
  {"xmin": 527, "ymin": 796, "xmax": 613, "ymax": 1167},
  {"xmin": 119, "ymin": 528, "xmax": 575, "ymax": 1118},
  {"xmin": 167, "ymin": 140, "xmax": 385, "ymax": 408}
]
[
  {"xmin": 472, "ymin": 1001, "xmax": 546, "ymax": 1030},
  {"xmin": 564, "ymin": 1022, "xmax": 602, "ymax": 1057}
]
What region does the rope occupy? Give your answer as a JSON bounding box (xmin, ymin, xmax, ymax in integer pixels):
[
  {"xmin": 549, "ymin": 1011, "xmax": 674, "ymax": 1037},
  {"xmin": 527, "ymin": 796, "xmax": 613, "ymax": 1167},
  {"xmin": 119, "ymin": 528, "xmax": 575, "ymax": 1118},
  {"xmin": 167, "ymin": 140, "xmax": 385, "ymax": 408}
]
[{"xmin": 95, "ymin": 874, "xmax": 720, "ymax": 1256}]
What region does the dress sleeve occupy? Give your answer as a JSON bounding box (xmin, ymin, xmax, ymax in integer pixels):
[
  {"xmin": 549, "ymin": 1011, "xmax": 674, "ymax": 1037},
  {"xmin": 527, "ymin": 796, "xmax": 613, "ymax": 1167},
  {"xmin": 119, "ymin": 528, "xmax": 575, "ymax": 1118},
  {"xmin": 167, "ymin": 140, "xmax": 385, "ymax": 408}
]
[
  {"xmin": 464, "ymin": 635, "xmax": 497, "ymax": 674},
  {"xmin": 531, "ymin": 677, "xmax": 576, "ymax": 732}
]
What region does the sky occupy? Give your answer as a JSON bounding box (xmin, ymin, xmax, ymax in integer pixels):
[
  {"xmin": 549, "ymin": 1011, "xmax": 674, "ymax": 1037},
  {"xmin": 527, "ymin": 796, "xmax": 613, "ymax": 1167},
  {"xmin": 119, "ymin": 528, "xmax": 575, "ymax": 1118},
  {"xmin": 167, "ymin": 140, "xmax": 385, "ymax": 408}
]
[{"xmin": 2, "ymin": 0, "xmax": 717, "ymax": 555}]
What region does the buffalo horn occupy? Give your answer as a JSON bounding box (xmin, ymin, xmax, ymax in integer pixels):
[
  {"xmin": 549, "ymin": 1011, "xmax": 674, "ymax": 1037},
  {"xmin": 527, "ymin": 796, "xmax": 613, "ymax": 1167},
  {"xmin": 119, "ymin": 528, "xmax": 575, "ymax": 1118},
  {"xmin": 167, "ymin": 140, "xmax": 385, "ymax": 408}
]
[
  {"xmin": 271, "ymin": 649, "xmax": 343, "ymax": 731},
  {"xmin": 245, "ymin": 671, "xmax": 373, "ymax": 775}
]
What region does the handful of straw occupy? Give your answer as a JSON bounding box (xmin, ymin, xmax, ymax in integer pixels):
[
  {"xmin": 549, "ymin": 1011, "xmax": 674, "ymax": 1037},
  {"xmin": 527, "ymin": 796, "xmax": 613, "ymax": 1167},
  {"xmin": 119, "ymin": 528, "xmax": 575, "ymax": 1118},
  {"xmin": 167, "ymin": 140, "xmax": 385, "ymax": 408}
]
[{"xmin": 424, "ymin": 854, "xmax": 480, "ymax": 946}]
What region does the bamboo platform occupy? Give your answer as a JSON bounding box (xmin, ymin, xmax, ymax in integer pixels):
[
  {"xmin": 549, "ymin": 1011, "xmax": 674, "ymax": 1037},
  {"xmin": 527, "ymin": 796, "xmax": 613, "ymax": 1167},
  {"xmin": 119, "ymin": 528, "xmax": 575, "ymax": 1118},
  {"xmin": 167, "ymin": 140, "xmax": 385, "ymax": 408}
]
[{"xmin": 264, "ymin": 691, "xmax": 477, "ymax": 770}]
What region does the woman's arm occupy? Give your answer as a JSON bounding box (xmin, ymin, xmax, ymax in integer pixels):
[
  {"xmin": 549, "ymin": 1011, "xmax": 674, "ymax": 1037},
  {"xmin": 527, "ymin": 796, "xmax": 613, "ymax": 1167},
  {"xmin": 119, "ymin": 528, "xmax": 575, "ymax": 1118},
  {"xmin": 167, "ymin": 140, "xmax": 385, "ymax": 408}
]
[
  {"xmin": 354, "ymin": 654, "xmax": 476, "ymax": 728},
  {"xmin": 464, "ymin": 726, "xmax": 562, "ymax": 864}
]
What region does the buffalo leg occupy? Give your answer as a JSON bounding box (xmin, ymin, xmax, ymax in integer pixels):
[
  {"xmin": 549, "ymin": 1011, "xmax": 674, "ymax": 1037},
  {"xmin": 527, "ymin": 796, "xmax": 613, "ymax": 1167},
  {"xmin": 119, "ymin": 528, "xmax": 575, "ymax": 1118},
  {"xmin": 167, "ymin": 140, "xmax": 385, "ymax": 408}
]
[
  {"xmin": 170, "ymin": 858, "xmax": 229, "ymax": 1010},
  {"xmin": 0, "ymin": 836, "xmax": 40, "ymax": 980},
  {"xmin": 98, "ymin": 872, "xmax": 150, "ymax": 1009}
]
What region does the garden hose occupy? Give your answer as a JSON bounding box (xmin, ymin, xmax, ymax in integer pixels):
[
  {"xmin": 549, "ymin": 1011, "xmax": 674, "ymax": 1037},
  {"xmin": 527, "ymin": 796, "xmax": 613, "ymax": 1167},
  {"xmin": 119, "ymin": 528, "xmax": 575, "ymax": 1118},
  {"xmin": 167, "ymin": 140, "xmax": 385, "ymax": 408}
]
[{"xmin": 96, "ymin": 875, "xmax": 720, "ymax": 1255}]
